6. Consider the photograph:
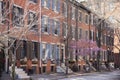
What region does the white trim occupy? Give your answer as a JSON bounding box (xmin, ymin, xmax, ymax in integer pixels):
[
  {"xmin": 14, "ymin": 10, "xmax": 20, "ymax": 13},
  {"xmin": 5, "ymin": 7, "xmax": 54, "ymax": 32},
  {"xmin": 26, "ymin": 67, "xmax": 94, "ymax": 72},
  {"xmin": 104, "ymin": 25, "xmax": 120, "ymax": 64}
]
[
  {"xmin": 29, "ymin": 0, "xmax": 37, "ymax": 4},
  {"xmin": 13, "ymin": 4, "xmax": 23, "ymax": 8},
  {"xmin": 28, "ymin": 10, "xmax": 36, "ymax": 14}
]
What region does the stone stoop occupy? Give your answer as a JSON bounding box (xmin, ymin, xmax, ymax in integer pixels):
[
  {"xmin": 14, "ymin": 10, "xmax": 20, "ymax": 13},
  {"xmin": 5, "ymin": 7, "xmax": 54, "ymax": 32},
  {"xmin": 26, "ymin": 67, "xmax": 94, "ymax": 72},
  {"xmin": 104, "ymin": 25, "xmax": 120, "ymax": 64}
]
[
  {"xmin": 9, "ymin": 66, "xmax": 30, "ymax": 80},
  {"xmin": 56, "ymin": 63, "xmax": 73, "ymax": 74}
]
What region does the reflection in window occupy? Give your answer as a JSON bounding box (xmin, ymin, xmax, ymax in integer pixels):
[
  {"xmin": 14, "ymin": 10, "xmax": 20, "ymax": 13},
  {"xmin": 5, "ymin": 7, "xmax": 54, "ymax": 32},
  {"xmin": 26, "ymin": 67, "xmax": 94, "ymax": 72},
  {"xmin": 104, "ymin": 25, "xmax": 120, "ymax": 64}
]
[
  {"xmin": 41, "ymin": 0, "xmax": 51, "ymax": 8},
  {"xmin": 12, "ymin": 6, "xmax": 24, "ymax": 27},
  {"xmin": 52, "ymin": 20, "xmax": 60, "ymax": 35},
  {"xmin": 41, "ymin": 15, "xmax": 50, "ymax": 33},
  {"xmin": 28, "ymin": 12, "xmax": 38, "ymax": 31},
  {"xmin": 52, "ymin": 0, "xmax": 60, "ymax": 12}
]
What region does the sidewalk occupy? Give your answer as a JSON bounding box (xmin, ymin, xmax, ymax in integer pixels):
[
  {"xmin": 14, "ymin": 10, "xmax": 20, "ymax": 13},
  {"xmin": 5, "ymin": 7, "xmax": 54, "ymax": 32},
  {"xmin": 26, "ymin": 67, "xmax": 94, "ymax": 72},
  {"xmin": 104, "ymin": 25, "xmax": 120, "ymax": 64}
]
[
  {"xmin": 30, "ymin": 70, "xmax": 114, "ymax": 80},
  {"xmin": 30, "ymin": 71, "xmax": 97, "ymax": 80},
  {"xmin": 0, "ymin": 72, "xmax": 11, "ymax": 80}
]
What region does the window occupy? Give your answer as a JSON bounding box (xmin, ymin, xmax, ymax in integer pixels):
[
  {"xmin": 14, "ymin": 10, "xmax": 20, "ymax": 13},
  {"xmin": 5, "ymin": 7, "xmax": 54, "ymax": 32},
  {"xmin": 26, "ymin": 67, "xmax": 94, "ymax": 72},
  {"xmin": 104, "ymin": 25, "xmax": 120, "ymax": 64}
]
[
  {"xmin": 41, "ymin": 43, "xmax": 47, "ymax": 60},
  {"xmin": 32, "ymin": 42, "xmax": 38, "ymax": 58},
  {"xmin": 52, "ymin": 20, "xmax": 60, "ymax": 35},
  {"xmin": 78, "ymin": 28, "xmax": 82, "ymax": 39},
  {"xmin": 85, "ymin": 30, "xmax": 88, "ymax": 40},
  {"xmin": 41, "ymin": 0, "xmax": 51, "ymax": 8},
  {"xmin": 71, "ymin": 26, "xmax": 75, "ymax": 39},
  {"xmin": 52, "ymin": 0, "xmax": 60, "ymax": 12},
  {"xmin": 0, "ymin": 1, "xmax": 9, "ymax": 23},
  {"xmin": 78, "ymin": 11, "xmax": 82, "ymax": 22},
  {"xmin": 20, "ymin": 41, "xmax": 27, "ymax": 59},
  {"xmin": 90, "ymin": 14, "xmax": 93, "ymax": 25},
  {"xmin": 28, "ymin": 11, "xmax": 38, "ymax": 31},
  {"xmin": 85, "ymin": 15, "xmax": 89, "ymax": 24},
  {"xmin": 29, "ymin": 0, "xmax": 37, "ymax": 3},
  {"xmin": 56, "ymin": 45, "xmax": 60, "ymax": 65},
  {"xmin": 51, "ymin": 44, "xmax": 55, "ymax": 59},
  {"xmin": 62, "ymin": 22, "xmax": 67, "ymax": 37},
  {"xmin": 62, "ymin": 2, "xmax": 67, "ymax": 17},
  {"xmin": 71, "ymin": 6, "xmax": 75, "ymax": 20},
  {"xmin": 41, "ymin": 15, "xmax": 50, "ymax": 33},
  {"xmin": 0, "ymin": 2, "xmax": 2, "ymax": 23},
  {"xmin": 90, "ymin": 30, "xmax": 94, "ymax": 41},
  {"xmin": 12, "ymin": 5, "xmax": 24, "ymax": 27}
]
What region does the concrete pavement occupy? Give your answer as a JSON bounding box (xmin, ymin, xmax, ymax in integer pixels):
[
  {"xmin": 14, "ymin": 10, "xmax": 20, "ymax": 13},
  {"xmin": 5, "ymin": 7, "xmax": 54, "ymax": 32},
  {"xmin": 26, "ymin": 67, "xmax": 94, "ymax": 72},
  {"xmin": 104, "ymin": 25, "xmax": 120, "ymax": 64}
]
[{"xmin": 0, "ymin": 71, "xmax": 11, "ymax": 80}]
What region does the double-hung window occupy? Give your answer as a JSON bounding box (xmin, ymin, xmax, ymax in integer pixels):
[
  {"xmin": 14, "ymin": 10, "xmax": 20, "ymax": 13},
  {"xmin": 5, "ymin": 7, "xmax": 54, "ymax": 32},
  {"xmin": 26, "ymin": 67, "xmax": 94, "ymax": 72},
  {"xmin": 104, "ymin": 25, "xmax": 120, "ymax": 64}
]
[
  {"xmin": 41, "ymin": 15, "xmax": 50, "ymax": 34},
  {"xmin": 41, "ymin": 43, "xmax": 47, "ymax": 60},
  {"xmin": 78, "ymin": 11, "xmax": 82, "ymax": 22},
  {"xmin": 78, "ymin": 28, "xmax": 82, "ymax": 39},
  {"xmin": 62, "ymin": 22, "xmax": 67, "ymax": 37},
  {"xmin": 71, "ymin": 6, "xmax": 75, "ymax": 20},
  {"xmin": 52, "ymin": 0, "xmax": 60, "ymax": 12},
  {"xmin": 12, "ymin": 5, "xmax": 24, "ymax": 27},
  {"xmin": 62, "ymin": 2, "xmax": 67, "ymax": 17},
  {"xmin": 85, "ymin": 15, "xmax": 89, "ymax": 24},
  {"xmin": 32, "ymin": 42, "xmax": 38, "ymax": 59},
  {"xmin": 0, "ymin": 2, "xmax": 2, "ymax": 23},
  {"xmin": 41, "ymin": 0, "xmax": 51, "ymax": 9},
  {"xmin": 52, "ymin": 20, "xmax": 60, "ymax": 35},
  {"xmin": 28, "ymin": 11, "xmax": 38, "ymax": 31},
  {"xmin": 0, "ymin": 1, "xmax": 4, "ymax": 23},
  {"xmin": 85, "ymin": 30, "xmax": 88, "ymax": 40},
  {"xmin": 72, "ymin": 26, "xmax": 75, "ymax": 39},
  {"xmin": 0, "ymin": 1, "xmax": 9, "ymax": 24}
]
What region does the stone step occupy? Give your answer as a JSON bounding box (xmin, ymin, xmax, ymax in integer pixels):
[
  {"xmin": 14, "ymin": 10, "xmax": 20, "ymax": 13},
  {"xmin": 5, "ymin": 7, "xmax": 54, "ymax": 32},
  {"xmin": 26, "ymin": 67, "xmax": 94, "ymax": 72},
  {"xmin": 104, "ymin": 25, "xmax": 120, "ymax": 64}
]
[{"xmin": 56, "ymin": 63, "xmax": 73, "ymax": 73}]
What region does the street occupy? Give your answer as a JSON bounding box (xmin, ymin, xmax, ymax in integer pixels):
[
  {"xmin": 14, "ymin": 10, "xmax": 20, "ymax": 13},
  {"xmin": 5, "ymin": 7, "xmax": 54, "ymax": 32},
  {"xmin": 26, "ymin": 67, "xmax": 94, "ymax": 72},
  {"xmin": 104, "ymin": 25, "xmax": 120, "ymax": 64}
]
[
  {"xmin": 59, "ymin": 70, "xmax": 120, "ymax": 80},
  {"xmin": 31, "ymin": 70, "xmax": 120, "ymax": 80}
]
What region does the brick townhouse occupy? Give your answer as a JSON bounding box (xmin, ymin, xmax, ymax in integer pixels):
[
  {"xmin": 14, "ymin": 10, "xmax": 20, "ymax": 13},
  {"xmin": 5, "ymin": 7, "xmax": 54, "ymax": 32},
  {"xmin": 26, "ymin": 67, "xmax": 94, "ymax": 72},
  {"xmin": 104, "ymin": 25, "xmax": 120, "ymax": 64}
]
[{"xmin": 0, "ymin": 0, "xmax": 114, "ymax": 74}]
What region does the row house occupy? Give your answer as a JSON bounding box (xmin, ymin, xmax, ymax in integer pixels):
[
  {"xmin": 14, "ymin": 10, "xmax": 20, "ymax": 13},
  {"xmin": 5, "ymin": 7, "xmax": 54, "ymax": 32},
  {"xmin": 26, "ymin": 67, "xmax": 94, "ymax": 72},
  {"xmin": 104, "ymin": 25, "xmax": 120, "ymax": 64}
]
[{"xmin": 0, "ymin": 0, "xmax": 114, "ymax": 74}]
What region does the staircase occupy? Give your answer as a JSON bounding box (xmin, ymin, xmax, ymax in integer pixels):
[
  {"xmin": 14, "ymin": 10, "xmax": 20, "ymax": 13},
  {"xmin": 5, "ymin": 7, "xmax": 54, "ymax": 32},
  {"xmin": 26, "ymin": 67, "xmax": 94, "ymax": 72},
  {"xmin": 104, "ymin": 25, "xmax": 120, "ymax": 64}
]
[
  {"xmin": 56, "ymin": 63, "xmax": 73, "ymax": 74},
  {"xmin": 9, "ymin": 66, "xmax": 30, "ymax": 79},
  {"xmin": 87, "ymin": 62, "xmax": 96, "ymax": 71}
]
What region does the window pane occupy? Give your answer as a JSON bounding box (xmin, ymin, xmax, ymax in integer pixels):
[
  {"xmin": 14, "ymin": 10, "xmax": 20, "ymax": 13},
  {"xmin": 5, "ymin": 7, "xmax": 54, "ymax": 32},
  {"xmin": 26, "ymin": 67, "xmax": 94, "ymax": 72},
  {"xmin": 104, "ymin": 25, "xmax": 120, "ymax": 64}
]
[
  {"xmin": 28, "ymin": 12, "xmax": 38, "ymax": 31},
  {"xmin": 12, "ymin": 6, "xmax": 24, "ymax": 27}
]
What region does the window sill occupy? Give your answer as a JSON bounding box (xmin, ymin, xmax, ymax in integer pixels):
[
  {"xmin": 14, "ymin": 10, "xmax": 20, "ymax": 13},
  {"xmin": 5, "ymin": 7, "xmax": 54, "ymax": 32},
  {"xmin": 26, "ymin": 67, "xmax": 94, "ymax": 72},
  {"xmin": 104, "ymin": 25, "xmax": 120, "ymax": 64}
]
[
  {"xmin": 54, "ymin": 34, "xmax": 59, "ymax": 36},
  {"xmin": 29, "ymin": 1, "xmax": 37, "ymax": 4},
  {"xmin": 72, "ymin": 38, "xmax": 75, "ymax": 40},
  {"xmin": 43, "ymin": 6, "xmax": 49, "ymax": 10},
  {"xmin": 43, "ymin": 32, "xmax": 49, "ymax": 35}
]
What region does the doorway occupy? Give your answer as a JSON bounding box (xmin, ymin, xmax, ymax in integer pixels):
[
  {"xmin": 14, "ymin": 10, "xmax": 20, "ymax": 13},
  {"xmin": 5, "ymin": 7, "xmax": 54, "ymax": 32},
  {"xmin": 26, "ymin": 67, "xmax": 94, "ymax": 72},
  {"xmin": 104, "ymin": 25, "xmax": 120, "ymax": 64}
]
[{"xmin": 0, "ymin": 49, "xmax": 5, "ymax": 72}]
